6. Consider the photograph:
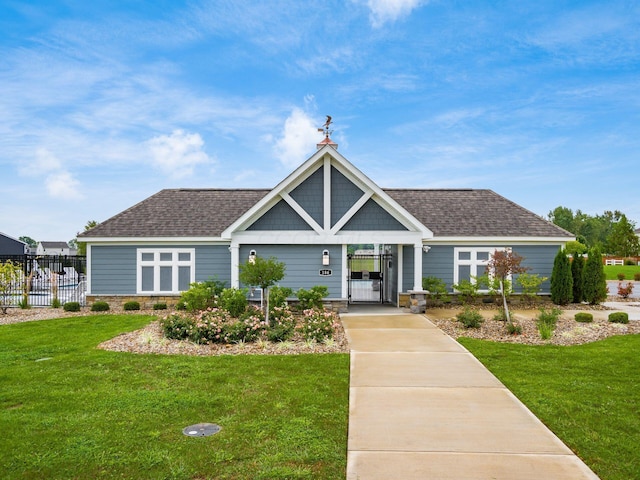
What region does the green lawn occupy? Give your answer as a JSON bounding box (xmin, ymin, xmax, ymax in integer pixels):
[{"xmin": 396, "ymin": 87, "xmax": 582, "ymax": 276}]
[
  {"xmin": 604, "ymin": 264, "xmax": 640, "ymax": 281},
  {"xmin": 459, "ymin": 335, "xmax": 640, "ymax": 480},
  {"xmin": 0, "ymin": 315, "xmax": 350, "ymax": 479}
]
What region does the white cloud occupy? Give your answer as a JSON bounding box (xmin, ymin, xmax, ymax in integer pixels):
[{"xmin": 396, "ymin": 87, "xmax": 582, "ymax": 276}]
[
  {"xmin": 273, "ymin": 108, "xmax": 321, "ymax": 168},
  {"xmin": 45, "ymin": 171, "xmax": 83, "ymax": 199},
  {"xmin": 364, "ymin": 0, "xmax": 425, "ymax": 27},
  {"xmin": 147, "ymin": 129, "xmax": 212, "ymax": 178}
]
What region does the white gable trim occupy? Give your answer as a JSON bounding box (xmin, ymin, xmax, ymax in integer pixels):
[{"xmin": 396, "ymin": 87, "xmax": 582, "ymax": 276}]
[{"xmin": 221, "ymin": 145, "xmax": 433, "ymax": 239}]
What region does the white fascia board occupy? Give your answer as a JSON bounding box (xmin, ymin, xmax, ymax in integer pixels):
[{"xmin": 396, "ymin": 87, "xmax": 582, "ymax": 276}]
[
  {"xmin": 82, "ymin": 237, "xmax": 230, "ymax": 245},
  {"xmin": 231, "ymin": 230, "xmax": 423, "ymax": 246},
  {"xmin": 426, "ymin": 236, "xmax": 575, "ymax": 245}
]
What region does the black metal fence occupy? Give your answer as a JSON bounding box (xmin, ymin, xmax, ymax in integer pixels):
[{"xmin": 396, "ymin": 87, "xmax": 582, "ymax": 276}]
[{"xmin": 0, "ymin": 254, "xmax": 87, "ymax": 307}]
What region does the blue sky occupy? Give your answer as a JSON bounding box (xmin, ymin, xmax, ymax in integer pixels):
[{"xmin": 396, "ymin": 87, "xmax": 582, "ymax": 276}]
[{"xmin": 1, "ymin": 0, "xmax": 639, "ymax": 244}]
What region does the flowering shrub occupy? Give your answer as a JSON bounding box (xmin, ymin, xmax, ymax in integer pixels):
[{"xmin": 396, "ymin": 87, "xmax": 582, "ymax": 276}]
[
  {"xmin": 300, "ymin": 308, "xmax": 340, "ymax": 342},
  {"xmin": 161, "ymin": 314, "xmax": 197, "ymax": 340},
  {"xmin": 267, "ymin": 306, "xmax": 296, "ymax": 342}
]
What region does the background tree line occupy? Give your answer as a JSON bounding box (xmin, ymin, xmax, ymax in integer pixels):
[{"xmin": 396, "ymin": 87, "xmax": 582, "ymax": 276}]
[{"xmin": 548, "ymin": 207, "xmax": 640, "ymax": 257}]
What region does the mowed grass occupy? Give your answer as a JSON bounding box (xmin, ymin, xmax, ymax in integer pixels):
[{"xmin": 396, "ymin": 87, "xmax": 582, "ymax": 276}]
[
  {"xmin": 604, "ymin": 264, "xmax": 640, "ymax": 281},
  {"xmin": 0, "ymin": 315, "xmax": 350, "ymax": 479},
  {"xmin": 459, "ymin": 335, "xmax": 640, "ymax": 480}
]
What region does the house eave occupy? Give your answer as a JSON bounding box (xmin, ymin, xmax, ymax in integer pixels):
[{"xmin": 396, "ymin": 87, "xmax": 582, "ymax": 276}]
[{"xmin": 81, "ymin": 236, "xmax": 230, "ymax": 245}]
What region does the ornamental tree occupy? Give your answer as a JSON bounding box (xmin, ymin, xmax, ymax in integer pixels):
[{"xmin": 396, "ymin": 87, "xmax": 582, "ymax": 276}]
[
  {"xmin": 550, "ymin": 248, "xmax": 573, "ymax": 305},
  {"xmin": 487, "ymin": 249, "xmax": 529, "ymax": 324},
  {"xmin": 239, "ymin": 255, "xmax": 286, "ymax": 325}
]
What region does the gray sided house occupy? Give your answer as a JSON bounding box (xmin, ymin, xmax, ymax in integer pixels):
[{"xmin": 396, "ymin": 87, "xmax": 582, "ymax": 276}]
[
  {"xmin": 78, "ymin": 141, "xmax": 573, "ymax": 308},
  {"xmin": 0, "ymin": 232, "xmax": 27, "ymax": 256}
]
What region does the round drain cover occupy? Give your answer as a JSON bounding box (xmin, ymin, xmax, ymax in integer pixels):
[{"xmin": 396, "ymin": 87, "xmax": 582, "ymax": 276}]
[{"xmin": 182, "ymin": 423, "xmax": 221, "ymax": 437}]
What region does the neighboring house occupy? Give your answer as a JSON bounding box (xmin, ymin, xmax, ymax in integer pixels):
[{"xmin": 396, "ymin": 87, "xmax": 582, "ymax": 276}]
[
  {"xmin": 36, "ymin": 241, "xmax": 72, "ymax": 256},
  {"xmin": 0, "ymin": 232, "xmax": 27, "ymax": 256},
  {"xmin": 78, "ymin": 139, "xmax": 574, "ymax": 307}
]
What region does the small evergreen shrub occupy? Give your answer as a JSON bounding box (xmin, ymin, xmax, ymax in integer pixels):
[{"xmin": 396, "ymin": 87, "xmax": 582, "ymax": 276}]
[
  {"xmin": 51, "ymin": 298, "xmax": 61, "ymax": 309},
  {"xmin": 296, "ymin": 286, "xmax": 329, "ymax": 310},
  {"xmin": 635, "ymin": 272, "xmax": 640, "ymax": 281},
  {"xmin": 63, "ymin": 301, "xmax": 81, "ymax": 312},
  {"xmin": 219, "ymin": 287, "xmax": 248, "ymax": 318},
  {"xmin": 153, "ymin": 302, "xmax": 167, "ymax": 310},
  {"xmin": 456, "ymin": 307, "xmax": 484, "ymax": 328},
  {"xmin": 624, "ymin": 259, "xmax": 636, "ymax": 266},
  {"xmin": 91, "ymin": 301, "xmax": 110, "ymax": 312},
  {"xmin": 574, "ymin": 312, "xmax": 593, "ymax": 323},
  {"xmin": 617, "ymin": 273, "xmax": 625, "ymax": 281},
  {"xmin": 608, "ymin": 312, "xmax": 629, "ymax": 324},
  {"xmin": 550, "ymin": 248, "xmax": 572, "ymax": 305},
  {"xmin": 422, "ymin": 276, "xmax": 449, "ymax": 302},
  {"xmin": 123, "ymin": 301, "xmax": 140, "ymax": 311}
]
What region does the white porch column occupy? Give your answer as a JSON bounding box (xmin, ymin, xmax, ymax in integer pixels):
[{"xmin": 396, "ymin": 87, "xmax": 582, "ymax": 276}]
[
  {"xmin": 229, "ymin": 245, "xmax": 240, "ymax": 288},
  {"xmin": 413, "ymin": 243, "xmax": 423, "ymax": 291}
]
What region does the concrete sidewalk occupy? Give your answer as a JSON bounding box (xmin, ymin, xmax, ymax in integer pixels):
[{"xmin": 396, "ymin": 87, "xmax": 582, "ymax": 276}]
[{"xmin": 343, "ymin": 311, "xmax": 600, "ymax": 480}]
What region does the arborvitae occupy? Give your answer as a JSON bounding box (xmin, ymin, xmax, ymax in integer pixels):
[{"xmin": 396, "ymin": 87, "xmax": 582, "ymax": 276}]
[
  {"xmin": 571, "ymin": 254, "xmax": 585, "ymax": 303},
  {"xmin": 583, "ymin": 247, "xmax": 608, "ymax": 304},
  {"xmin": 550, "ymin": 248, "xmax": 573, "ymax": 305}
]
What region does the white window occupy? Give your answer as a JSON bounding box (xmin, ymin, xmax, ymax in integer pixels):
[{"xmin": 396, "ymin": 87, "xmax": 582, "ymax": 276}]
[
  {"xmin": 453, "ymin": 247, "xmax": 505, "ymax": 291},
  {"xmin": 137, "ymin": 249, "xmax": 195, "ymax": 294}
]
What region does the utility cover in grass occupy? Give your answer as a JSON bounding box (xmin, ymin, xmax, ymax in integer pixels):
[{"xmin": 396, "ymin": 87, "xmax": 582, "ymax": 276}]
[{"xmin": 182, "ymin": 423, "xmax": 221, "ymax": 437}]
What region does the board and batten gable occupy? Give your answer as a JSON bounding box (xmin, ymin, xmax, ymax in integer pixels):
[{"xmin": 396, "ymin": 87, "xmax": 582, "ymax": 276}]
[
  {"xmin": 239, "ymin": 245, "xmax": 343, "ymax": 298},
  {"xmin": 90, "ymin": 244, "xmax": 232, "ymax": 294}
]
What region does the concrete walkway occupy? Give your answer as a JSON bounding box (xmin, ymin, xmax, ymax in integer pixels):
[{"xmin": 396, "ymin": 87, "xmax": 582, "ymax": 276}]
[{"xmin": 343, "ymin": 309, "xmax": 600, "ymax": 480}]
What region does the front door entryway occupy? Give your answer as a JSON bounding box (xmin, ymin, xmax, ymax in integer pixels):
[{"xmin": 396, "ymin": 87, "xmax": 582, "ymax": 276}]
[{"xmin": 348, "ymin": 253, "xmax": 392, "ymax": 304}]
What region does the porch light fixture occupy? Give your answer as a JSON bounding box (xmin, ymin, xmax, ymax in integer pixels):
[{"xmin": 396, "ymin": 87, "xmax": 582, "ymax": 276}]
[
  {"xmin": 322, "ymin": 249, "xmax": 330, "ymax": 266},
  {"xmin": 248, "ymin": 249, "xmax": 256, "ymax": 264}
]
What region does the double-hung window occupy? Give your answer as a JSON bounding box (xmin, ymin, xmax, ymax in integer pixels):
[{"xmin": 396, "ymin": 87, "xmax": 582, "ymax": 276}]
[{"xmin": 137, "ymin": 249, "xmax": 195, "ymax": 294}]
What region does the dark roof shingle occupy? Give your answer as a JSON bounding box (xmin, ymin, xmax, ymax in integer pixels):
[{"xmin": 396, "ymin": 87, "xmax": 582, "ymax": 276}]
[{"xmin": 79, "ymin": 188, "xmax": 572, "ymax": 239}]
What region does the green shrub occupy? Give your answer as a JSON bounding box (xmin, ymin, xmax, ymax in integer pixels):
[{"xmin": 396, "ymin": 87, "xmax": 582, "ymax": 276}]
[
  {"xmin": 219, "ymin": 288, "xmax": 248, "ymax": 318},
  {"xmin": 18, "ymin": 297, "xmax": 30, "ymax": 309},
  {"xmin": 571, "ymin": 254, "xmax": 585, "ymax": 303},
  {"xmin": 266, "ymin": 306, "xmax": 296, "ymax": 342},
  {"xmin": 608, "ymin": 312, "xmax": 629, "ymax": 324},
  {"xmin": 160, "ymin": 314, "xmax": 196, "ymax": 340},
  {"xmin": 456, "ymin": 307, "xmax": 484, "ymax": 328},
  {"xmin": 179, "ymin": 278, "xmax": 226, "ymax": 312},
  {"xmin": 536, "ymin": 307, "xmax": 561, "ymax": 339},
  {"xmin": 153, "ymin": 302, "xmax": 167, "ymax": 310},
  {"xmin": 506, "ymin": 322, "xmax": 522, "ymax": 335},
  {"xmin": 583, "ymin": 247, "xmax": 607, "ymax": 305},
  {"xmin": 624, "ymin": 259, "xmax": 636, "ymax": 266},
  {"xmin": 51, "ymin": 298, "xmax": 62, "ymax": 309},
  {"xmin": 269, "ymin": 286, "xmax": 293, "ymax": 311},
  {"xmin": 91, "ymin": 301, "xmax": 110, "ymax": 312},
  {"xmin": 422, "ymin": 276, "xmax": 449, "ymax": 301},
  {"xmin": 300, "ymin": 308, "xmax": 339, "ymax": 342},
  {"xmin": 617, "ymin": 273, "xmax": 626, "ymax": 280},
  {"xmin": 123, "ymin": 301, "xmax": 140, "ymax": 311},
  {"xmin": 575, "ymin": 312, "xmax": 593, "ymax": 323},
  {"xmin": 635, "ymin": 272, "xmax": 640, "ymax": 282},
  {"xmin": 63, "ymin": 301, "xmax": 81, "ymax": 312},
  {"xmin": 296, "ymin": 286, "xmax": 329, "ymax": 310},
  {"xmin": 452, "ymin": 279, "xmax": 480, "ymax": 303},
  {"xmin": 550, "ymin": 248, "xmax": 572, "ymax": 305},
  {"xmin": 492, "ymin": 308, "xmax": 508, "ymax": 322}
]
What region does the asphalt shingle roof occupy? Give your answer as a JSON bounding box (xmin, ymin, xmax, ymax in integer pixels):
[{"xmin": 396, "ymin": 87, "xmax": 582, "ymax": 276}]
[{"xmin": 79, "ymin": 188, "xmax": 572, "ymax": 239}]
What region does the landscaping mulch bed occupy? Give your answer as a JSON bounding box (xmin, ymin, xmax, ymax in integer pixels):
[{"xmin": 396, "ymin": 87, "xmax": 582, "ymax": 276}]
[{"xmin": 426, "ymin": 304, "xmax": 640, "ymax": 346}]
